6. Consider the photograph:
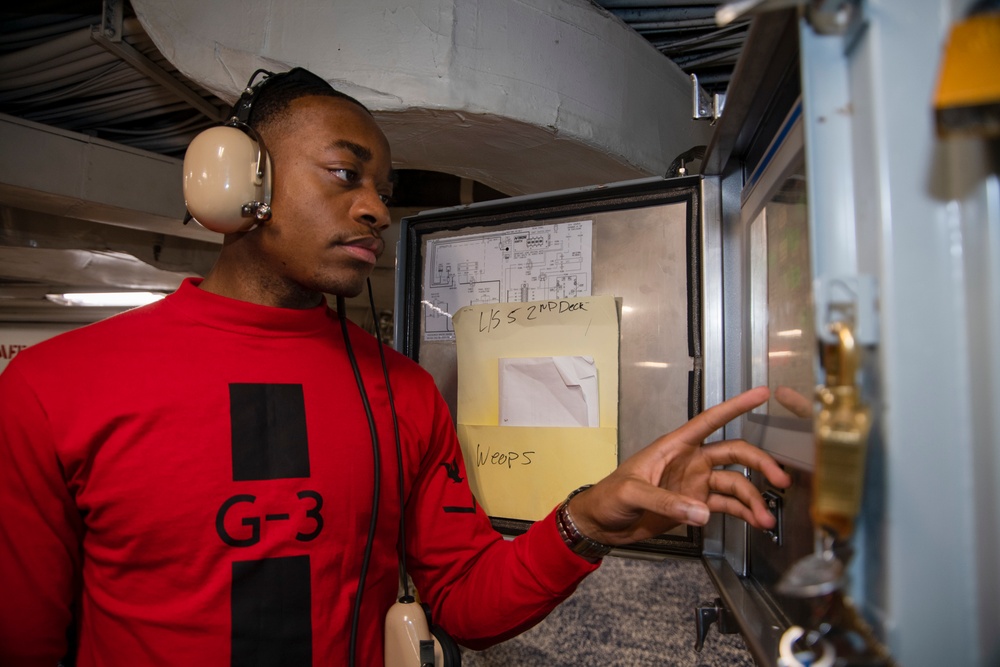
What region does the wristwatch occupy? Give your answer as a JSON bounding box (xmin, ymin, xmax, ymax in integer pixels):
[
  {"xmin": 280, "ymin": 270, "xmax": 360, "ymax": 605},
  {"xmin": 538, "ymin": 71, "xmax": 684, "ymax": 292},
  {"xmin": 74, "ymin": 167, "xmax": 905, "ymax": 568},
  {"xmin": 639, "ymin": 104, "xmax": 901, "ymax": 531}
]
[{"xmin": 555, "ymin": 484, "xmax": 614, "ymax": 563}]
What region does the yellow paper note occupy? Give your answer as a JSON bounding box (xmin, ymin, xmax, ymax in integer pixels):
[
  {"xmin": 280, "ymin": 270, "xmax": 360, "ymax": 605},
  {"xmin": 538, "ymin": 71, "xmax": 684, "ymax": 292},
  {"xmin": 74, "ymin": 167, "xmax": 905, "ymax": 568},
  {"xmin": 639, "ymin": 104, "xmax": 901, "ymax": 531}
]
[{"xmin": 453, "ymin": 295, "xmax": 620, "ymax": 521}]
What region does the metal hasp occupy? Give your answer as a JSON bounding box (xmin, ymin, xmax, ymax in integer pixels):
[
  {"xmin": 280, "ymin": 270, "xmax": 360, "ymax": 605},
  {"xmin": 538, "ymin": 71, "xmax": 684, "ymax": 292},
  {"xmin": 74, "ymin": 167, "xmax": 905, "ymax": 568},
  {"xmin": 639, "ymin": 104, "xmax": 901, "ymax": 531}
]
[{"xmin": 694, "ymin": 597, "xmax": 738, "ymax": 652}]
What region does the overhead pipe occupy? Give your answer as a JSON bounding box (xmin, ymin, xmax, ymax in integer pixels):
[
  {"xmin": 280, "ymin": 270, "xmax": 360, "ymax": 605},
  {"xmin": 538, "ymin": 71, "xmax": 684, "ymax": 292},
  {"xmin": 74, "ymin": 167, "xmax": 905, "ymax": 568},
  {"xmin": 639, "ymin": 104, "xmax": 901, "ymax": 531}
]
[
  {"xmin": 608, "ymin": 6, "xmax": 720, "ymax": 22},
  {"xmin": 92, "ymin": 101, "xmax": 196, "ymax": 128},
  {"xmin": 596, "ymin": 0, "xmax": 722, "ymax": 7},
  {"xmin": 1, "ymin": 64, "xmax": 141, "ymax": 106},
  {"xmin": 0, "ymin": 27, "xmax": 97, "ymax": 74},
  {"xmin": 672, "ymin": 46, "xmax": 743, "ymax": 68},
  {"xmin": 649, "ymin": 21, "xmax": 748, "ymax": 49},
  {"xmin": 657, "ymin": 35, "xmax": 746, "ymax": 55},
  {"xmin": 629, "ymin": 18, "xmax": 726, "ymax": 30},
  {"xmin": 0, "ymin": 15, "xmax": 97, "ymax": 53},
  {"xmin": 0, "ymin": 51, "xmax": 121, "ymax": 92},
  {"xmin": 27, "ymin": 89, "xmax": 181, "ymax": 126}
]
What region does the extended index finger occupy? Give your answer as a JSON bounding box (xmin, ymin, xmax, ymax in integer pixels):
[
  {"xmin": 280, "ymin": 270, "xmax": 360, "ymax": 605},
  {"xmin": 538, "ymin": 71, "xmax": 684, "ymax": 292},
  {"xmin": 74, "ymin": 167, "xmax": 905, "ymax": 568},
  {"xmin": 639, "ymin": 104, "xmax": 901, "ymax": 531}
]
[
  {"xmin": 701, "ymin": 439, "xmax": 792, "ymax": 489},
  {"xmin": 673, "ymin": 386, "xmax": 770, "ymax": 446}
]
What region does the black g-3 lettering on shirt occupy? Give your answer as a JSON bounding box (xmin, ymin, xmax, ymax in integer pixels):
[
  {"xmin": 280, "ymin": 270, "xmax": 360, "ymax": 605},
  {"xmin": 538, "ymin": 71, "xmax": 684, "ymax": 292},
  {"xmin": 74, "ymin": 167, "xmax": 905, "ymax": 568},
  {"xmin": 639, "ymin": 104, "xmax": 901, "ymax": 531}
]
[{"xmin": 225, "ymin": 383, "xmax": 315, "ymax": 666}]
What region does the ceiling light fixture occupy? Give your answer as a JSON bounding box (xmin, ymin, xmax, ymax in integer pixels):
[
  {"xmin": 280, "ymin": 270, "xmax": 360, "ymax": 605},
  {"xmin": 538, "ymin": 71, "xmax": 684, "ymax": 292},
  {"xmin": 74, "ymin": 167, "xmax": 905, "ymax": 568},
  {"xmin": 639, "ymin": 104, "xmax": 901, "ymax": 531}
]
[{"xmin": 45, "ymin": 292, "xmax": 167, "ymax": 307}]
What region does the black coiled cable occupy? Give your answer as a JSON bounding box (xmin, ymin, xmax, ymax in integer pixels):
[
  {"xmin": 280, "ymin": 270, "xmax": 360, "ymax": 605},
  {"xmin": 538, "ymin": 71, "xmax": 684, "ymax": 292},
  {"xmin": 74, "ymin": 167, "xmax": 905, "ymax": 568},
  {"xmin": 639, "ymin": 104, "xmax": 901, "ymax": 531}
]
[
  {"xmin": 339, "ymin": 293, "xmax": 381, "ymax": 667},
  {"xmin": 341, "ymin": 278, "xmax": 407, "ymax": 667}
]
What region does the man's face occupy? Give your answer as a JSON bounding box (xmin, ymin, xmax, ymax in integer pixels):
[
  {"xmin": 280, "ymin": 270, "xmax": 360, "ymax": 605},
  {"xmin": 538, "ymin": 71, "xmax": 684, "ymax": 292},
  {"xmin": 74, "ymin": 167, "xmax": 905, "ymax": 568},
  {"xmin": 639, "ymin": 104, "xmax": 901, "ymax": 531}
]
[{"xmin": 255, "ymin": 95, "xmax": 393, "ymax": 300}]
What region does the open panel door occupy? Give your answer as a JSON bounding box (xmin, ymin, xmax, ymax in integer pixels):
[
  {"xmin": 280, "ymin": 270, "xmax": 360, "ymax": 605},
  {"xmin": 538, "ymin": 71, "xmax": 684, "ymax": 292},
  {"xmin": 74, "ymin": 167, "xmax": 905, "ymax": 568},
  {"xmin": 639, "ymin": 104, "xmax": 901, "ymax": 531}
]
[{"xmin": 395, "ymin": 175, "xmax": 710, "ymax": 557}]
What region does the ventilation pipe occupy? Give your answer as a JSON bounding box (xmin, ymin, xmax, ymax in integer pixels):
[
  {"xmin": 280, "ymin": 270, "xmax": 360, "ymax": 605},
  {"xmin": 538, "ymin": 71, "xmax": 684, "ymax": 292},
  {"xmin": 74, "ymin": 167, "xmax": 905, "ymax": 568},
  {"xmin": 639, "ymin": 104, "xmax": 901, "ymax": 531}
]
[{"xmin": 131, "ymin": 0, "xmax": 712, "ymax": 195}]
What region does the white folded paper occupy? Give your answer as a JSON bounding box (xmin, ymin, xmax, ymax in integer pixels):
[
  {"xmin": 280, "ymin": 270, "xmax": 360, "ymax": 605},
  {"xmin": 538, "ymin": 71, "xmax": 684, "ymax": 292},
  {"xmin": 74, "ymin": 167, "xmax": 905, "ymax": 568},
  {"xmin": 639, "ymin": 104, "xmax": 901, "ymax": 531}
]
[{"xmin": 498, "ymin": 356, "xmax": 600, "ymax": 427}]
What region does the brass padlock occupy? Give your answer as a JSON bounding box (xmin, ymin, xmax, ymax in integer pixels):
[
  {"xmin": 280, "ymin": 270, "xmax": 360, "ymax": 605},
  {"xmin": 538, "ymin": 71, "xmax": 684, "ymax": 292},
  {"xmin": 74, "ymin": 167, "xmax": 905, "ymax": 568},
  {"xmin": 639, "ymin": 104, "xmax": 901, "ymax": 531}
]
[{"xmin": 811, "ymin": 322, "xmax": 871, "ymax": 540}]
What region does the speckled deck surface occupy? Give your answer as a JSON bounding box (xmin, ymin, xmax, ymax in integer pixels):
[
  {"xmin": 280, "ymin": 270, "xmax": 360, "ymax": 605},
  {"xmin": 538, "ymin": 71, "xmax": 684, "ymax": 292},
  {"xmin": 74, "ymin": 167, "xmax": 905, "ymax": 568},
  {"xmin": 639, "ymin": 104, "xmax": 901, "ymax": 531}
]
[{"xmin": 461, "ymin": 555, "xmax": 754, "ymax": 667}]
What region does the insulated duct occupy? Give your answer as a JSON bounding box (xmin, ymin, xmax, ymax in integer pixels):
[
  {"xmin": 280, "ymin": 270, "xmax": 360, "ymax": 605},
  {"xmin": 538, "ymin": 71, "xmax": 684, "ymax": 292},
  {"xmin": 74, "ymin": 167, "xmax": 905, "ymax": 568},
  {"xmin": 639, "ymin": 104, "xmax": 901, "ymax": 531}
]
[{"xmin": 131, "ymin": 0, "xmax": 713, "ymax": 195}]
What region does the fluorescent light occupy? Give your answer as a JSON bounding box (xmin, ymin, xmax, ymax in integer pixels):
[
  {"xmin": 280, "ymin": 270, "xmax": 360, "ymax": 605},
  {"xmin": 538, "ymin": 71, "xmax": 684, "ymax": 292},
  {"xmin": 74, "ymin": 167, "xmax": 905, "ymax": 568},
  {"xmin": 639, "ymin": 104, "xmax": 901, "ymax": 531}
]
[{"xmin": 45, "ymin": 292, "xmax": 166, "ymax": 307}]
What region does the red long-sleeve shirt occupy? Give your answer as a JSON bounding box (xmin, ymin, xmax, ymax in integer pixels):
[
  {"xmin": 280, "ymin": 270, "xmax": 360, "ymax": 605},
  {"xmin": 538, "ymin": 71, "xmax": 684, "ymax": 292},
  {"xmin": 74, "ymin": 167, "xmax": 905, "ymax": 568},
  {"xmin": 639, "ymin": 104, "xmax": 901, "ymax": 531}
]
[{"xmin": 0, "ymin": 278, "xmax": 597, "ymax": 666}]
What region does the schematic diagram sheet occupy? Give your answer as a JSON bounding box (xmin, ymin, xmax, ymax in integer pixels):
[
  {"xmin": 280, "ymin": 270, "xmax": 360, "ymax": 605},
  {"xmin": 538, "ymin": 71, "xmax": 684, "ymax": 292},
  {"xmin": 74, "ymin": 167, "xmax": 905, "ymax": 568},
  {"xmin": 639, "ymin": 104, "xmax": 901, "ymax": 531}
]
[{"xmin": 422, "ymin": 220, "xmax": 593, "ymax": 340}]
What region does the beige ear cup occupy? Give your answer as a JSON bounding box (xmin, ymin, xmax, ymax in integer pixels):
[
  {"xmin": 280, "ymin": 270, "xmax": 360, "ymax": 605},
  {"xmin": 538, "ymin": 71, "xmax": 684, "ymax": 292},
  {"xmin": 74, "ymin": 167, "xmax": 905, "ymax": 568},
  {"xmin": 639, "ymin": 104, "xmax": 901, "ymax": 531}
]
[{"xmin": 182, "ymin": 125, "xmax": 272, "ymax": 234}]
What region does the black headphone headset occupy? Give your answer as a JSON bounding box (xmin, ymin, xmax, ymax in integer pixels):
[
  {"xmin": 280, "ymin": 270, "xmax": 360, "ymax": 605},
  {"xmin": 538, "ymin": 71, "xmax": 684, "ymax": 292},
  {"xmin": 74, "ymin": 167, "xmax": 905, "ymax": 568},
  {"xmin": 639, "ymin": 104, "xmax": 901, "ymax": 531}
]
[
  {"xmin": 183, "ymin": 69, "xmax": 461, "ymax": 666},
  {"xmin": 182, "ymin": 68, "xmax": 276, "ymax": 234}
]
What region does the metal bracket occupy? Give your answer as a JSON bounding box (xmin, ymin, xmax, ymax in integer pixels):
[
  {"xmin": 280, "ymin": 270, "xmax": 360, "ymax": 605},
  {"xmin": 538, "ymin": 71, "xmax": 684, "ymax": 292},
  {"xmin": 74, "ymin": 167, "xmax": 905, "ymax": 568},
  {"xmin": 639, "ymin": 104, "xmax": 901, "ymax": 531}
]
[
  {"xmin": 90, "ymin": 23, "xmax": 226, "ymax": 122},
  {"xmin": 715, "ymin": 0, "xmax": 861, "ymax": 36},
  {"xmin": 694, "ymin": 597, "xmax": 738, "ymax": 652},
  {"xmin": 691, "ymin": 74, "xmax": 726, "ymax": 122},
  {"xmin": 100, "ymin": 0, "xmax": 124, "ymax": 42}
]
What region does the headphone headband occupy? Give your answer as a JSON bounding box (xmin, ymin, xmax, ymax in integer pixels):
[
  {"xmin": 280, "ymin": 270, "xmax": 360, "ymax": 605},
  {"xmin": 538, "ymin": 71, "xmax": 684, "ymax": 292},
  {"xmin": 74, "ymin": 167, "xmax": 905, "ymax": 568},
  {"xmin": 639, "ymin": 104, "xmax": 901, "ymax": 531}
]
[
  {"xmin": 229, "ymin": 68, "xmax": 276, "ymax": 125},
  {"xmin": 227, "ymin": 67, "xmax": 339, "ymax": 126}
]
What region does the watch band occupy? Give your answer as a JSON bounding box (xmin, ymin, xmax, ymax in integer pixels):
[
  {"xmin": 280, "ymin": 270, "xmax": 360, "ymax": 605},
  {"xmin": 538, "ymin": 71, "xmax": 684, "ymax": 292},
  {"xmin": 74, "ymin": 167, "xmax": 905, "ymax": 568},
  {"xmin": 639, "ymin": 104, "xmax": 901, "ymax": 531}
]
[{"xmin": 555, "ymin": 484, "xmax": 614, "ymax": 563}]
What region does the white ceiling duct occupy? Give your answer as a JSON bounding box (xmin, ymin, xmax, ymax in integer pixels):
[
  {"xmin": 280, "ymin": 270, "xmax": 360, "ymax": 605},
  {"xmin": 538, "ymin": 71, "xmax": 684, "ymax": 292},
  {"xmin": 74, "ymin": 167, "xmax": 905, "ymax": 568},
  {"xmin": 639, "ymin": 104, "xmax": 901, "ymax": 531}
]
[
  {"xmin": 0, "ymin": 247, "xmax": 192, "ymax": 291},
  {"xmin": 130, "ymin": 0, "xmax": 713, "ymax": 195}
]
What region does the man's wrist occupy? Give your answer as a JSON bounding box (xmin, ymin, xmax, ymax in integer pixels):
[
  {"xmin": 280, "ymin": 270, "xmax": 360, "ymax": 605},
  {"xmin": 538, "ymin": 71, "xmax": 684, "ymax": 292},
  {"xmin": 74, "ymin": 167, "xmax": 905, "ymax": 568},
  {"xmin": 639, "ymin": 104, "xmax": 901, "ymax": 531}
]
[{"xmin": 555, "ymin": 485, "xmax": 613, "ymax": 563}]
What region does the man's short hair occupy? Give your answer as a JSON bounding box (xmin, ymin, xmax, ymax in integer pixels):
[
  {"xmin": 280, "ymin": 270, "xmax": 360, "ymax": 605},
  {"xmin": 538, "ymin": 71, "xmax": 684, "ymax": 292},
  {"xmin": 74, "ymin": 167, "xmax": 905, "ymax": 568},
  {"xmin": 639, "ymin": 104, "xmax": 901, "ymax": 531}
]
[{"xmin": 241, "ymin": 67, "xmax": 370, "ymax": 132}]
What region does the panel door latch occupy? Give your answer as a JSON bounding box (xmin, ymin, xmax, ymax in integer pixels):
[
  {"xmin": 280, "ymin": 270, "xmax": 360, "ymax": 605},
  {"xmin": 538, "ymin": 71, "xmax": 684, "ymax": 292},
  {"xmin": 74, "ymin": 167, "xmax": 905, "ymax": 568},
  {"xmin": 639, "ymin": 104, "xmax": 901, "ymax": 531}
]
[
  {"xmin": 694, "ymin": 597, "xmax": 738, "ymax": 652},
  {"xmin": 763, "ymin": 490, "xmax": 784, "ymax": 546}
]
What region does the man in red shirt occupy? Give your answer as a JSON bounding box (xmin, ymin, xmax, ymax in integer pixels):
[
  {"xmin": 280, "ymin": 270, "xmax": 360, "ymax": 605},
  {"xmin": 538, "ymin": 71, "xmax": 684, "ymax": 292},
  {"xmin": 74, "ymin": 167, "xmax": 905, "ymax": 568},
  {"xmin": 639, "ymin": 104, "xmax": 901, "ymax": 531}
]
[{"xmin": 0, "ymin": 67, "xmax": 790, "ymax": 666}]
